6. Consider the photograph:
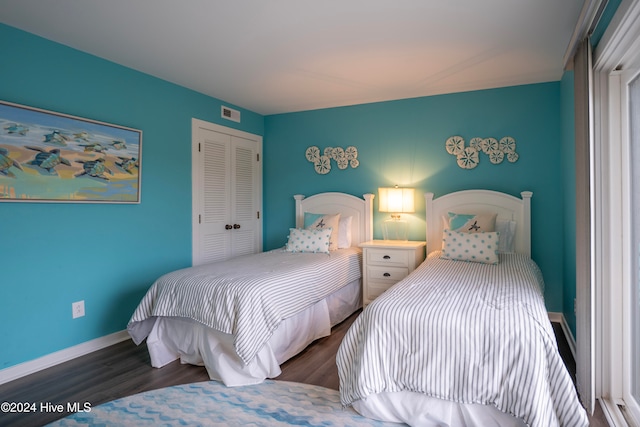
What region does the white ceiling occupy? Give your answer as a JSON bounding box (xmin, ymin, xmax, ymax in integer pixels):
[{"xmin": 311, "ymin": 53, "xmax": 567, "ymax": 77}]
[{"xmin": 0, "ymin": 0, "xmax": 584, "ymax": 115}]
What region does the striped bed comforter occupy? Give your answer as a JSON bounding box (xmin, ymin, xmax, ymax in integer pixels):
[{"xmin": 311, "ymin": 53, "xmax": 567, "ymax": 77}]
[
  {"xmin": 337, "ymin": 252, "xmax": 588, "ymax": 427},
  {"xmin": 128, "ymin": 247, "xmax": 362, "ymax": 365}
]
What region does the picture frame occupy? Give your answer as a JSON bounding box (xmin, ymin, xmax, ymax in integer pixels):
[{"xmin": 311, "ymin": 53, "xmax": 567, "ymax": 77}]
[{"xmin": 0, "ymin": 100, "xmax": 142, "ymax": 203}]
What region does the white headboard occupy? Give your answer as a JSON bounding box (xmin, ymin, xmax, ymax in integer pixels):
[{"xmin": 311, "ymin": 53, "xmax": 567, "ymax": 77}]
[
  {"xmin": 426, "ymin": 189, "xmax": 532, "ymax": 256},
  {"xmin": 294, "ymin": 192, "xmax": 374, "ymax": 246}
]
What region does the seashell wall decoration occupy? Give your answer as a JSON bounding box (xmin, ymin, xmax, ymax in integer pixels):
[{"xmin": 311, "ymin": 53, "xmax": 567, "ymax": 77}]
[
  {"xmin": 445, "ymin": 136, "xmax": 518, "ymax": 169},
  {"xmin": 305, "ymin": 146, "xmax": 359, "ymax": 174}
]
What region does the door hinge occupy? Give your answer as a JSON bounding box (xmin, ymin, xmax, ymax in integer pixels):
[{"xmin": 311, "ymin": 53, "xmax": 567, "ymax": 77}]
[
  {"xmin": 257, "ymin": 211, "xmax": 260, "ymax": 219},
  {"xmin": 256, "ymin": 153, "xmax": 260, "ymax": 161},
  {"xmin": 199, "ymin": 214, "xmax": 201, "ymax": 224},
  {"xmin": 199, "ymin": 143, "xmax": 201, "ymax": 152}
]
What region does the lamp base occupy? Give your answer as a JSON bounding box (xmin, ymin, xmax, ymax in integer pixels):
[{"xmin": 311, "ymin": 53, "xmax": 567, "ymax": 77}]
[{"xmin": 382, "ymin": 218, "xmax": 409, "ymax": 241}]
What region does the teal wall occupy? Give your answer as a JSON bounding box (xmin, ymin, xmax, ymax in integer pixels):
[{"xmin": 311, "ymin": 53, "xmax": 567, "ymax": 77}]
[
  {"xmin": 264, "ymin": 83, "xmax": 566, "ymax": 312},
  {"xmin": 561, "ymin": 70, "xmax": 577, "ymax": 336},
  {"xmin": 0, "ymin": 23, "xmax": 263, "ymax": 370}
]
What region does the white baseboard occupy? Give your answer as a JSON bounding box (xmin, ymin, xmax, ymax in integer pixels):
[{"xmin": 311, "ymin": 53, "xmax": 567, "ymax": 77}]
[
  {"xmin": 0, "ymin": 330, "xmax": 130, "ymax": 386},
  {"xmin": 548, "ymin": 311, "xmax": 577, "ymax": 360}
]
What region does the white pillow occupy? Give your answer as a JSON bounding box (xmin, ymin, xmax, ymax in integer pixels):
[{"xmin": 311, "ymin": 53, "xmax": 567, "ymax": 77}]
[
  {"xmin": 444, "ymin": 212, "xmax": 497, "ymax": 233},
  {"xmin": 285, "ymin": 228, "xmax": 332, "ymax": 254},
  {"xmin": 496, "ymin": 219, "xmax": 516, "ymax": 253},
  {"xmin": 304, "ymin": 212, "xmax": 341, "ymax": 250},
  {"xmin": 440, "ymin": 229, "xmax": 499, "ymax": 264},
  {"xmin": 338, "ymin": 216, "xmax": 353, "ymax": 248}
]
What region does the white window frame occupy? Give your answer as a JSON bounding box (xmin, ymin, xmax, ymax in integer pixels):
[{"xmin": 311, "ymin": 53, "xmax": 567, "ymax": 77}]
[
  {"xmin": 592, "ymin": 0, "xmax": 640, "ymax": 425},
  {"xmin": 619, "ymin": 67, "xmax": 640, "ymax": 426}
]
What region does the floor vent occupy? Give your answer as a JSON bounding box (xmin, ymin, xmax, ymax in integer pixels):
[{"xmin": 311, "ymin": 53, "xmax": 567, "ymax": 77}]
[{"xmin": 221, "ymin": 106, "xmax": 240, "ymax": 123}]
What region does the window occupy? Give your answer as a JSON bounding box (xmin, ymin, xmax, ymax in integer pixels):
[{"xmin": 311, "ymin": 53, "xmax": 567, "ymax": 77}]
[
  {"xmin": 628, "ymin": 69, "xmax": 640, "ymax": 422},
  {"xmin": 593, "ymin": 1, "xmax": 640, "ymax": 424}
]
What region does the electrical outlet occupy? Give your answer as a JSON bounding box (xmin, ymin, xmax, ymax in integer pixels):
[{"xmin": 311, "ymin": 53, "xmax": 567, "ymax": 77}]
[{"xmin": 72, "ymin": 300, "xmax": 85, "ymax": 319}]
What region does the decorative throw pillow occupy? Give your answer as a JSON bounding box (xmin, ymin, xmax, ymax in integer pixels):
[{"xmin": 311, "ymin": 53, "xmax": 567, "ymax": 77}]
[
  {"xmin": 338, "ymin": 216, "xmax": 353, "ymax": 248},
  {"xmin": 285, "ymin": 228, "xmax": 332, "ymax": 254},
  {"xmin": 304, "ymin": 212, "xmax": 341, "ymax": 250},
  {"xmin": 496, "ymin": 219, "xmax": 516, "ymax": 253},
  {"xmin": 445, "ymin": 212, "xmax": 497, "ymax": 234},
  {"xmin": 441, "ymin": 229, "xmax": 500, "ymax": 264}
]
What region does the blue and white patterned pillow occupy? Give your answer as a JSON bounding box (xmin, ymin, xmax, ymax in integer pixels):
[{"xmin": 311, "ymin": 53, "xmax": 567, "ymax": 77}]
[
  {"xmin": 441, "ymin": 229, "xmax": 500, "ymax": 264},
  {"xmin": 304, "ymin": 212, "xmax": 341, "ymax": 250},
  {"xmin": 285, "ymin": 228, "xmax": 333, "ymax": 254}
]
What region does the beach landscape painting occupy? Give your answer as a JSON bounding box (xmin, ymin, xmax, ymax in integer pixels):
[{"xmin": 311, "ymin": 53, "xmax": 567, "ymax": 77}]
[{"xmin": 0, "ymin": 100, "xmax": 141, "ymax": 203}]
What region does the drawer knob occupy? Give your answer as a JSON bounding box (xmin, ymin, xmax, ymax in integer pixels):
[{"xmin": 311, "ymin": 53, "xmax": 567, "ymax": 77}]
[
  {"xmin": 383, "ymin": 272, "xmax": 391, "ymax": 277},
  {"xmin": 383, "ymin": 255, "xmax": 391, "ymax": 259}
]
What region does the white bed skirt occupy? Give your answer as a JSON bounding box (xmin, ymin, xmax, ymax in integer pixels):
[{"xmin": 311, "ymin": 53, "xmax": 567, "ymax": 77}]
[
  {"xmin": 352, "ymin": 392, "xmax": 527, "ymax": 427},
  {"xmin": 142, "ymin": 279, "xmax": 361, "ymax": 386}
]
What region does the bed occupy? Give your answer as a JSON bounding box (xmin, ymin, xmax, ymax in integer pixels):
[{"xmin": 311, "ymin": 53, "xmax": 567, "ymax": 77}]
[
  {"xmin": 128, "ymin": 191, "xmax": 373, "ymax": 386},
  {"xmin": 337, "ymin": 189, "xmax": 589, "ymax": 427}
]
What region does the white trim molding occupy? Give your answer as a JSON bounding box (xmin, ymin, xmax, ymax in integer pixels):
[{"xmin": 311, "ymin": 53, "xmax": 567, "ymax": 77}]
[
  {"xmin": 563, "ymin": 0, "xmax": 608, "ymax": 68},
  {"xmin": 594, "ymin": 0, "xmax": 640, "ymax": 71},
  {"xmin": 0, "ymin": 330, "xmax": 130, "ymax": 386},
  {"xmin": 548, "ymin": 312, "xmax": 577, "ymax": 360}
]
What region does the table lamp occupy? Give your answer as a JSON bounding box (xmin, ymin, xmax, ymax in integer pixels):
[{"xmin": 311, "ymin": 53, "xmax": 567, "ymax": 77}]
[{"xmin": 378, "ymin": 186, "xmax": 415, "ymax": 240}]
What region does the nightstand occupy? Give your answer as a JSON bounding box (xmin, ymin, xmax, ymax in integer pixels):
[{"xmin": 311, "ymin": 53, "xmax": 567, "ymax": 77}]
[{"xmin": 359, "ymin": 240, "xmax": 426, "ymax": 307}]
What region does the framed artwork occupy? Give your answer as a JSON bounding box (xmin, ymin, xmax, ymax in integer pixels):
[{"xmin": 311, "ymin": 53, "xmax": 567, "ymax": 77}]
[{"xmin": 0, "ymin": 100, "xmax": 142, "ymax": 203}]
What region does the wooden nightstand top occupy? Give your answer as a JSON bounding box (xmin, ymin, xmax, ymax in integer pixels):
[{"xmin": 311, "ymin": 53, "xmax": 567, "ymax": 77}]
[{"xmin": 359, "ymin": 240, "xmax": 426, "ymax": 249}]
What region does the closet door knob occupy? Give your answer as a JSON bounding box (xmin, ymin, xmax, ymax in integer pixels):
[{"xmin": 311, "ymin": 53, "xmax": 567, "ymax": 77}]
[
  {"xmin": 225, "ymin": 224, "xmax": 233, "ymax": 230},
  {"xmin": 233, "ymin": 224, "xmax": 241, "ymax": 229}
]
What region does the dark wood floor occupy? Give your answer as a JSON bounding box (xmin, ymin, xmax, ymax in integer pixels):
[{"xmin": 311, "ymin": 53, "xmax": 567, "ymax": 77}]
[{"xmin": 0, "ymin": 311, "xmax": 608, "ymax": 427}]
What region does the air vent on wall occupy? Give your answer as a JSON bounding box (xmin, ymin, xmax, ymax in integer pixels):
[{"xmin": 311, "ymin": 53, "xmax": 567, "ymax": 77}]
[{"xmin": 221, "ymin": 106, "xmax": 241, "ymax": 123}]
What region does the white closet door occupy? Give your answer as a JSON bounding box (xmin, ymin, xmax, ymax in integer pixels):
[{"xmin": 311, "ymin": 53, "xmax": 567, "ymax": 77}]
[
  {"xmin": 196, "ymin": 126, "xmax": 232, "ymax": 264},
  {"xmin": 192, "ymin": 119, "xmax": 262, "ymax": 266},
  {"xmin": 230, "ymin": 136, "xmax": 260, "ymax": 257}
]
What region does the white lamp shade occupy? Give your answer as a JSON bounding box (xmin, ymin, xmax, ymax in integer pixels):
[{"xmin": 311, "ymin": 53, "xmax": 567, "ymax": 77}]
[{"xmin": 378, "ymin": 187, "xmax": 415, "ymax": 213}]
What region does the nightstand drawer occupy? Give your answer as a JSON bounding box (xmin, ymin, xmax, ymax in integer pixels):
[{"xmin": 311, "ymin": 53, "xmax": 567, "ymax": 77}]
[
  {"xmin": 366, "ymin": 280, "xmax": 397, "ymax": 300},
  {"xmin": 366, "ymin": 248, "xmax": 410, "ymax": 267},
  {"xmin": 367, "ymin": 265, "xmax": 409, "ymax": 282}
]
